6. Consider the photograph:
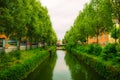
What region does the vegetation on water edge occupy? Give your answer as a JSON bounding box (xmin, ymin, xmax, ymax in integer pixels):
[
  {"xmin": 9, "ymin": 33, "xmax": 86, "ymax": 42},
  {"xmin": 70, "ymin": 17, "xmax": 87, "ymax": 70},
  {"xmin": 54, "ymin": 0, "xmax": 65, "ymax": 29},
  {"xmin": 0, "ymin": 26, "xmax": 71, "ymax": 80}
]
[
  {"xmin": 66, "ymin": 43, "xmax": 120, "ymax": 80},
  {"xmin": 0, "ymin": 46, "xmax": 56, "ymax": 80}
]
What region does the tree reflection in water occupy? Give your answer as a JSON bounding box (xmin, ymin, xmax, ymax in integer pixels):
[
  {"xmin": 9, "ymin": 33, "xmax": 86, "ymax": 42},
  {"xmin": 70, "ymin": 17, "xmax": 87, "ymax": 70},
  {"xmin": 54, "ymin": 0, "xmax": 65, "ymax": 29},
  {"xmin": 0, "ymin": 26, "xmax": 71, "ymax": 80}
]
[
  {"xmin": 23, "ymin": 53, "xmax": 57, "ymax": 80},
  {"xmin": 65, "ymin": 53, "xmax": 105, "ymax": 80}
]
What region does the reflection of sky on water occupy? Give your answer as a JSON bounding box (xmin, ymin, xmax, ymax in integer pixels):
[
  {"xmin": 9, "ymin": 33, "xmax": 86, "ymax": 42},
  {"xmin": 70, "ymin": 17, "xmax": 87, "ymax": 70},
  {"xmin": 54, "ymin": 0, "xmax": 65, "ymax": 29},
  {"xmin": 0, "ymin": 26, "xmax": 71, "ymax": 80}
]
[{"xmin": 53, "ymin": 50, "xmax": 72, "ymax": 80}]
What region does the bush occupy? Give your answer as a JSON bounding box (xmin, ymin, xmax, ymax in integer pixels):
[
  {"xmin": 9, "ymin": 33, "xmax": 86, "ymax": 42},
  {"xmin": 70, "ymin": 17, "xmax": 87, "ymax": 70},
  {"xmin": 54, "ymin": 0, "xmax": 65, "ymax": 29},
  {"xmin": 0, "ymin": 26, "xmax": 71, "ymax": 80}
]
[
  {"xmin": 86, "ymin": 44, "xmax": 94, "ymax": 54},
  {"xmin": 75, "ymin": 44, "xmax": 87, "ymax": 53},
  {"xmin": 86, "ymin": 44, "xmax": 102, "ymax": 56},
  {"xmin": 93, "ymin": 44, "xmax": 102, "ymax": 56},
  {"xmin": 116, "ymin": 44, "xmax": 120, "ymax": 54},
  {"xmin": 0, "ymin": 50, "xmax": 6, "ymax": 57},
  {"xmin": 102, "ymin": 43, "xmax": 117, "ymax": 60},
  {"xmin": 9, "ymin": 50, "xmax": 21, "ymax": 60},
  {"xmin": 0, "ymin": 51, "xmax": 11, "ymax": 64},
  {"xmin": 114, "ymin": 56, "xmax": 120, "ymax": 63}
]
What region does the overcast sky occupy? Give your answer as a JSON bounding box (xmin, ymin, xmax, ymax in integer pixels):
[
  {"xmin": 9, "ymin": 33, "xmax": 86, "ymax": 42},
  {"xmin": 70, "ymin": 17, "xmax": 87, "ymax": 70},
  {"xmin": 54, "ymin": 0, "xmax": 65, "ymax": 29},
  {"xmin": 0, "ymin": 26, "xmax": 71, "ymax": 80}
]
[{"xmin": 40, "ymin": 0, "xmax": 90, "ymax": 40}]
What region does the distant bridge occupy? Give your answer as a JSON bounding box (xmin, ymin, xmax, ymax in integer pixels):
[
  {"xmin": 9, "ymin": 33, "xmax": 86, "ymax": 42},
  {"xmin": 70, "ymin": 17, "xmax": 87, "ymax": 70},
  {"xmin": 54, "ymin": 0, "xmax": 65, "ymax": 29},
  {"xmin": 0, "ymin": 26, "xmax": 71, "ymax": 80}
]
[{"xmin": 56, "ymin": 44, "xmax": 66, "ymax": 50}]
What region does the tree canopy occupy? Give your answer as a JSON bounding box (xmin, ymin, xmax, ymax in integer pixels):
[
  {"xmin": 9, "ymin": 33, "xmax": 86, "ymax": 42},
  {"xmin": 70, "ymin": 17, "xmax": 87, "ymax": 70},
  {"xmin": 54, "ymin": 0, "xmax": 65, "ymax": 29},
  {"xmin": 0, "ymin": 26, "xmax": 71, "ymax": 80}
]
[
  {"xmin": 64, "ymin": 0, "xmax": 114, "ymax": 45},
  {"xmin": 0, "ymin": 0, "xmax": 57, "ymax": 48}
]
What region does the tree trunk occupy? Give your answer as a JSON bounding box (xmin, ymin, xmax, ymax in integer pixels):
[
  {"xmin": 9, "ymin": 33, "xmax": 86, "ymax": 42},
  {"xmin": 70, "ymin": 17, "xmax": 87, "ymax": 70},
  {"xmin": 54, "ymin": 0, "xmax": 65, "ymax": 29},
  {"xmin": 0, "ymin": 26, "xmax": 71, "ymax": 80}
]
[
  {"xmin": 30, "ymin": 38, "xmax": 32, "ymax": 49},
  {"xmin": 86, "ymin": 34, "xmax": 88, "ymax": 44},
  {"xmin": 118, "ymin": 19, "xmax": 120, "ymax": 44},
  {"xmin": 18, "ymin": 38, "xmax": 21, "ymax": 50},
  {"xmin": 96, "ymin": 34, "xmax": 99, "ymax": 44},
  {"xmin": 96, "ymin": 28, "xmax": 99, "ymax": 44},
  {"xmin": 115, "ymin": 26, "xmax": 117, "ymax": 44},
  {"xmin": 37, "ymin": 41, "xmax": 39, "ymax": 48},
  {"xmin": 35, "ymin": 40, "xmax": 38, "ymax": 48},
  {"xmin": 115, "ymin": 38, "xmax": 117, "ymax": 44},
  {"xmin": 26, "ymin": 39, "xmax": 27, "ymax": 50}
]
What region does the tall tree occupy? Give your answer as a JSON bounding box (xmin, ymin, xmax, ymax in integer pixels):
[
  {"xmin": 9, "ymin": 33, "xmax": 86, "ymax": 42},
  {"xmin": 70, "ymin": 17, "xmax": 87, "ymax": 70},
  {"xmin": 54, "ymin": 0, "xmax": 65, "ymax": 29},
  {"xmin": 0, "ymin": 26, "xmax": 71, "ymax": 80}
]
[{"xmin": 64, "ymin": 0, "xmax": 113, "ymax": 45}]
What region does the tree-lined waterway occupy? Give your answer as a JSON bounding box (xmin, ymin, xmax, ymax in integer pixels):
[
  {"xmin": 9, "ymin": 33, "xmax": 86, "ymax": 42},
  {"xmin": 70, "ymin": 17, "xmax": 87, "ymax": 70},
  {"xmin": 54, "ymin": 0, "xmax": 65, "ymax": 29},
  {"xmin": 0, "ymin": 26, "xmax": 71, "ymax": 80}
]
[{"xmin": 24, "ymin": 50, "xmax": 105, "ymax": 80}]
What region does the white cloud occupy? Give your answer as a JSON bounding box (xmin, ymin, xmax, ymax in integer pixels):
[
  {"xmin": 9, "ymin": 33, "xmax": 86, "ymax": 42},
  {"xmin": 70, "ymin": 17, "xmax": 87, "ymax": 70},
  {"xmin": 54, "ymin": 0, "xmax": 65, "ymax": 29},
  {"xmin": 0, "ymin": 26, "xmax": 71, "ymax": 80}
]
[{"xmin": 40, "ymin": 0, "xmax": 90, "ymax": 40}]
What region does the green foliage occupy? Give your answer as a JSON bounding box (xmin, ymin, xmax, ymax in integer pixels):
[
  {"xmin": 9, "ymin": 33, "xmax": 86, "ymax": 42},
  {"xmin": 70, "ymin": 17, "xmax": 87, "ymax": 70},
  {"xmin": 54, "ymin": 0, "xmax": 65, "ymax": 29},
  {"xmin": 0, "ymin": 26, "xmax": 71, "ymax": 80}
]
[
  {"xmin": 64, "ymin": 0, "xmax": 113, "ymax": 45},
  {"xmin": 102, "ymin": 43, "xmax": 117, "ymax": 60},
  {"xmin": 0, "ymin": 51, "xmax": 10, "ymax": 64},
  {"xmin": 66, "ymin": 42, "xmax": 76, "ymax": 52},
  {"xmin": 9, "ymin": 50, "xmax": 21, "ymax": 60},
  {"xmin": 86, "ymin": 44, "xmax": 94, "ymax": 54},
  {"xmin": 0, "ymin": 50, "xmax": 5, "ymax": 57},
  {"xmin": 116, "ymin": 44, "xmax": 120, "ymax": 53},
  {"xmin": 0, "ymin": 0, "xmax": 57, "ymax": 48},
  {"xmin": 93, "ymin": 44, "xmax": 102, "ymax": 56},
  {"xmin": 46, "ymin": 46, "xmax": 56, "ymax": 54},
  {"xmin": 111, "ymin": 27, "xmax": 119, "ymax": 41},
  {"xmin": 86, "ymin": 44, "xmax": 102, "ymax": 56},
  {"xmin": 0, "ymin": 48, "xmax": 52, "ymax": 80},
  {"xmin": 104, "ymin": 43, "xmax": 116, "ymax": 54},
  {"xmin": 69, "ymin": 46, "xmax": 120, "ymax": 80},
  {"xmin": 112, "ymin": 0, "xmax": 120, "ymax": 22}
]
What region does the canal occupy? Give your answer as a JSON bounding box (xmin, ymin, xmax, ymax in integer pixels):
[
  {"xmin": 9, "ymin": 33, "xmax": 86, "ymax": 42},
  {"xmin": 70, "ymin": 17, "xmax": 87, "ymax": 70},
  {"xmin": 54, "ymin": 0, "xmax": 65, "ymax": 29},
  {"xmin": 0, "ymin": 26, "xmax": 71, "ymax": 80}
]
[{"xmin": 24, "ymin": 50, "xmax": 105, "ymax": 80}]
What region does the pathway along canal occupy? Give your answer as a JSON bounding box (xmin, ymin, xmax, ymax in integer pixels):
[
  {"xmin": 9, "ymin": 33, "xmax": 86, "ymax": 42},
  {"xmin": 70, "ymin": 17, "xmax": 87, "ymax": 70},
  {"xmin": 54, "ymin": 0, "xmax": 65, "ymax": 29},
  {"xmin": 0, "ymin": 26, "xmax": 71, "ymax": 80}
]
[{"xmin": 23, "ymin": 50, "xmax": 105, "ymax": 80}]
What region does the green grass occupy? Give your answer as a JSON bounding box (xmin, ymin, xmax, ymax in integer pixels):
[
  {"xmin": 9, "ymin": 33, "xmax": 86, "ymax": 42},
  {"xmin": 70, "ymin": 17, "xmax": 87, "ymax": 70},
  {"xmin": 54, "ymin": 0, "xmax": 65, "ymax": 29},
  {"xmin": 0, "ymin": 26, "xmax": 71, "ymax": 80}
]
[{"xmin": 0, "ymin": 47, "xmax": 55, "ymax": 80}]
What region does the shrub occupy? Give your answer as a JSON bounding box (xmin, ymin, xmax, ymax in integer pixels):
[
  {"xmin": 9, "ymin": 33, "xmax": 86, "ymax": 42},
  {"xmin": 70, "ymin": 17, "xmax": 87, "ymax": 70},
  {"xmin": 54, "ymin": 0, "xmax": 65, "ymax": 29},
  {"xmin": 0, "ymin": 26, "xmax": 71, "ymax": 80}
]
[
  {"xmin": 114, "ymin": 56, "xmax": 120, "ymax": 63},
  {"xmin": 86, "ymin": 44, "xmax": 102, "ymax": 56},
  {"xmin": 116, "ymin": 44, "xmax": 120, "ymax": 54},
  {"xmin": 9, "ymin": 50, "xmax": 21, "ymax": 60},
  {"xmin": 0, "ymin": 50, "xmax": 6, "ymax": 57},
  {"xmin": 103, "ymin": 43, "xmax": 117, "ymax": 54},
  {"xmin": 66, "ymin": 42, "xmax": 76, "ymax": 52},
  {"xmin": 0, "ymin": 51, "xmax": 10, "ymax": 64},
  {"xmin": 86, "ymin": 44, "xmax": 94, "ymax": 54},
  {"xmin": 93, "ymin": 44, "xmax": 102, "ymax": 56},
  {"xmin": 76, "ymin": 45, "xmax": 86, "ymax": 53},
  {"xmin": 102, "ymin": 43, "xmax": 117, "ymax": 60}
]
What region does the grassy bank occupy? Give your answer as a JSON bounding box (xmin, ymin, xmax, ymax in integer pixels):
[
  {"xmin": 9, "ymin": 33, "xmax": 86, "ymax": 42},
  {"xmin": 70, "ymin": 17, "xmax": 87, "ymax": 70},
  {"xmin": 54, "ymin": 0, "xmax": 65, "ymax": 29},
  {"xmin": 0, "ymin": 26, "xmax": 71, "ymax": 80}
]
[
  {"xmin": 66, "ymin": 44, "xmax": 120, "ymax": 80},
  {"xmin": 0, "ymin": 46, "xmax": 56, "ymax": 80}
]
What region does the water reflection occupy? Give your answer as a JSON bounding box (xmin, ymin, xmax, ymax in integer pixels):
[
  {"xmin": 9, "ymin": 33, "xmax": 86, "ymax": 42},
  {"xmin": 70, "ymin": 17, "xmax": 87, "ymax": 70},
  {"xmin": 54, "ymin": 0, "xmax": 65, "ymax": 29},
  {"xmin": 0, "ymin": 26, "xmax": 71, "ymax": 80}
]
[
  {"xmin": 65, "ymin": 53, "xmax": 105, "ymax": 80},
  {"xmin": 23, "ymin": 53, "xmax": 57, "ymax": 80},
  {"xmin": 52, "ymin": 50, "xmax": 72, "ymax": 80},
  {"xmin": 23, "ymin": 50, "xmax": 105, "ymax": 80}
]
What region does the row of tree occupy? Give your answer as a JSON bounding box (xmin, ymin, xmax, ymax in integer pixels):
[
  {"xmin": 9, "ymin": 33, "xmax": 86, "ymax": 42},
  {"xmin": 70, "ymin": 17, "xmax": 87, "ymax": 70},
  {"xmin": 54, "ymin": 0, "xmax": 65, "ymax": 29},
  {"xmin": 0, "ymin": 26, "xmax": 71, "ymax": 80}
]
[
  {"xmin": 63, "ymin": 0, "xmax": 120, "ymax": 45},
  {"xmin": 0, "ymin": 0, "xmax": 57, "ymax": 49}
]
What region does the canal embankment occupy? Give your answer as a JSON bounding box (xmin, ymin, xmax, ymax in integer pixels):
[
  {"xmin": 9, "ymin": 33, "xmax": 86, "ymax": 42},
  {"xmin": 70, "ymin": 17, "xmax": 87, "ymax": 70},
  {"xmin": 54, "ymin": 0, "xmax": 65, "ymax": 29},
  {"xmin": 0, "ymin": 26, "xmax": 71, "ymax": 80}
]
[
  {"xmin": 23, "ymin": 50, "xmax": 106, "ymax": 80},
  {"xmin": 0, "ymin": 46, "xmax": 56, "ymax": 80},
  {"xmin": 65, "ymin": 52, "xmax": 105, "ymax": 80},
  {"xmin": 23, "ymin": 50, "xmax": 57, "ymax": 80},
  {"xmin": 66, "ymin": 43, "xmax": 120, "ymax": 80}
]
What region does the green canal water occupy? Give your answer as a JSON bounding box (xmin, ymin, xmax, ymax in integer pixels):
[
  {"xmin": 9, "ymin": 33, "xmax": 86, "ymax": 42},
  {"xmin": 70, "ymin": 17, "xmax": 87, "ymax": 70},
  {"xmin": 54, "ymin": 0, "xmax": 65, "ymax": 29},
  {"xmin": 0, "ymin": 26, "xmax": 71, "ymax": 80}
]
[{"xmin": 23, "ymin": 50, "xmax": 105, "ymax": 80}]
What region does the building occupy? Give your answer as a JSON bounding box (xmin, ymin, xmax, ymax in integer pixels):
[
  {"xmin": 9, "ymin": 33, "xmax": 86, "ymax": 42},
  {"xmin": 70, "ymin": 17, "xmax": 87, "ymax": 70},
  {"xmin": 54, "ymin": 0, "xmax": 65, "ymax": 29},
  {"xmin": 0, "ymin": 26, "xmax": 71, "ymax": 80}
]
[
  {"xmin": 88, "ymin": 32, "xmax": 109, "ymax": 46},
  {"xmin": 88, "ymin": 19, "xmax": 119, "ymax": 45}
]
